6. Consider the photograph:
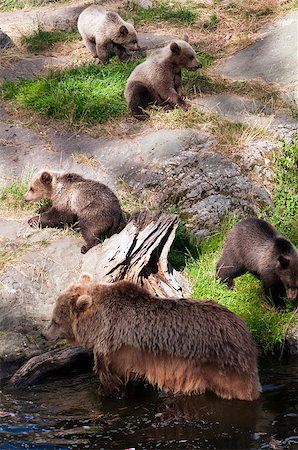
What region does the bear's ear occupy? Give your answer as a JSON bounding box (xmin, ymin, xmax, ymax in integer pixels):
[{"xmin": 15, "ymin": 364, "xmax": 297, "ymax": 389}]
[
  {"xmin": 76, "ymin": 294, "xmax": 93, "ymax": 312},
  {"xmin": 278, "ymin": 255, "xmax": 290, "ymax": 269},
  {"xmin": 79, "ymin": 273, "xmax": 94, "ymax": 285},
  {"xmin": 182, "ymin": 33, "xmax": 189, "ymax": 43},
  {"xmin": 170, "ymin": 42, "xmax": 180, "ymax": 54},
  {"xmin": 120, "ymin": 25, "xmax": 128, "ymax": 35},
  {"xmin": 106, "ymin": 11, "xmax": 118, "ymax": 23},
  {"xmin": 40, "ymin": 171, "xmax": 52, "ymax": 185}
]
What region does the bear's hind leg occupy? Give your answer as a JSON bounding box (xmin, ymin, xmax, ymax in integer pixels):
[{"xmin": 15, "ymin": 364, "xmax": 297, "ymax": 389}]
[
  {"xmin": 205, "ymin": 367, "xmax": 261, "ymax": 401},
  {"xmin": 79, "ymin": 222, "xmax": 100, "ymax": 254},
  {"xmin": 127, "ymin": 82, "xmax": 152, "ymax": 120},
  {"xmin": 82, "ymin": 37, "xmax": 97, "ymax": 59}
]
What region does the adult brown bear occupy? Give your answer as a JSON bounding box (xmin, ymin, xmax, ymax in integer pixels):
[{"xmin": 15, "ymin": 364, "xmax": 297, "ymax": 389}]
[{"xmin": 43, "ymin": 274, "xmax": 261, "ymax": 401}]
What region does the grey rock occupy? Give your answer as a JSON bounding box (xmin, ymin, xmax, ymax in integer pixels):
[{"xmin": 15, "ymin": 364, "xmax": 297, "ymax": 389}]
[
  {"xmin": 120, "ymin": 132, "xmax": 273, "ymax": 235},
  {"xmin": 138, "ymin": 32, "xmax": 177, "ymax": 50},
  {"xmin": 214, "ymin": 11, "xmax": 298, "ymax": 100},
  {"xmin": 0, "ymin": 4, "xmax": 86, "ymax": 36},
  {"xmin": 286, "ymin": 323, "xmax": 298, "ymax": 357},
  {"xmin": 0, "ymin": 55, "xmax": 71, "ymax": 82},
  {"xmin": 0, "ymin": 122, "xmax": 115, "ymax": 189},
  {"xmin": 193, "ymin": 94, "xmax": 297, "ymax": 140},
  {"xmin": 0, "ymin": 223, "xmax": 83, "ymax": 361},
  {"xmin": 0, "ymin": 331, "xmax": 40, "ymax": 363},
  {"xmin": 0, "ymin": 28, "xmax": 15, "ymax": 49}
]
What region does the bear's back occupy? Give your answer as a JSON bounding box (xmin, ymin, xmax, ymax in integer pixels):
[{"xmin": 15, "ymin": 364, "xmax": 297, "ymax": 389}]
[
  {"xmin": 78, "ymin": 5, "xmax": 108, "ymax": 36},
  {"xmin": 89, "ymin": 281, "xmax": 257, "ymax": 372}
]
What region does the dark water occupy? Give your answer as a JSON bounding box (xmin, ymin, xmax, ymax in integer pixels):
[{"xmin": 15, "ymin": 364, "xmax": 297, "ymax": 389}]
[{"xmin": 0, "ymin": 360, "xmax": 297, "ymax": 450}]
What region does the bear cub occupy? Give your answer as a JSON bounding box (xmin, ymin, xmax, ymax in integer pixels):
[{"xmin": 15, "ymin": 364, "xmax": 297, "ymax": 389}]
[
  {"xmin": 216, "ymin": 217, "xmax": 298, "ymax": 308},
  {"xmin": 24, "ymin": 171, "xmax": 126, "ymax": 254},
  {"xmin": 125, "ymin": 37, "xmax": 202, "ymax": 120},
  {"xmin": 44, "ymin": 274, "xmax": 261, "ymax": 401},
  {"xmin": 77, "ymin": 5, "xmax": 139, "ymax": 64}
]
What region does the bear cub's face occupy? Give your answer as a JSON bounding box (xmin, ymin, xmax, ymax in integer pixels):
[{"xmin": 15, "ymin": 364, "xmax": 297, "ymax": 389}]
[
  {"xmin": 43, "ymin": 274, "xmax": 94, "ymax": 342},
  {"xmin": 170, "ymin": 41, "xmax": 202, "ymax": 71},
  {"xmin": 24, "ymin": 171, "xmax": 54, "ymax": 202},
  {"xmin": 276, "ymin": 255, "xmax": 298, "ymax": 301},
  {"xmin": 115, "ymin": 23, "xmax": 139, "ymax": 51}
]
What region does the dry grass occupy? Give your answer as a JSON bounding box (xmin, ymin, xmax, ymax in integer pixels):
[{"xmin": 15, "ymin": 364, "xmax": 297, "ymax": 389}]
[
  {"xmin": 72, "ymin": 153, "xmax": 98, "ymax": 167},
  {"xmin": 118, "ymin": 178, "xmax": 160, "ymax": 214},
  {"xmin": 123, "ymin": 0, "xmax": 296, "ymax": 57}
]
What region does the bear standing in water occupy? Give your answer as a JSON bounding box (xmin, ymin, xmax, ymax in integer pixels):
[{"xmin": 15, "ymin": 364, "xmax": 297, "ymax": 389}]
[
  {"xmin": 43, "ymin": 274, "xmax": 261, "ymax": 401},
  {"xmin": 77, "ymin": 5, "xmax": 139, "ymax": 64},
  {"xmin": 24, "ymin": 171, "xmax": 126, "ymax": 254},
  {"xmin": 216, "ymin": 217, "xmax": 298, "ymax": 308},
  {"xmin": 125, "ymin": 38, "xmax": 202, "ymax": 120}
]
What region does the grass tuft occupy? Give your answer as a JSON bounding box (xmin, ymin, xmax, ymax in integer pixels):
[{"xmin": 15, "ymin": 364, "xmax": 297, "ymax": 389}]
[
  {"xmin": 124, "ymin": 1, "xmax": 199, "ymax": 26},
  {"xmin": 21, "ymin": 28, "xmax": 79, "ymax": 53},
  {"xmin": 271, "ymin": 136, "xmax": 298, "ymax": 244},
  {"xmin": 1, "ymin": 60, "xmax": 142, "ymax": 124},
  {"xmin": 0, "ymin": 178, "xmax": 51, "ymax": 215}
]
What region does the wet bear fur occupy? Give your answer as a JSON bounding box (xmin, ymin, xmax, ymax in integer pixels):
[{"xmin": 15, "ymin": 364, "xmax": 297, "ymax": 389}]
[
  {"xmin": 24, "ymin": 171, "xmax": 126, "ymax": 254},
  {"xmin": 125, "ymin": 37, "xmax": 202, "ymax": 120},
  {"xmin": 216, "ymin": 217, "xmax": 298, "ymax": 308},
  {"xmin": 43, "ymin": 274, "xmax": 261, "ymax": 401},
  {"xmin": 77, "ymin": 5, "xmax": 139, "ymax": 64}
]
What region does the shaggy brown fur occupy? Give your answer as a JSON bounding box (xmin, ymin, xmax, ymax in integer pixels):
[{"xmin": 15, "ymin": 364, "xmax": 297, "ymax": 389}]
[
  {"xmin": 216, "ymin": 218, "xmax": 298, "ymax": 309},
  {"xmin": 124, "ymin": 38, "xmax": 202, "ymax": 120},
  {"xmin": 24, "ymin": 171, "xmax": 126, "ymax": 254},
  {"xmin": 77, "ymin": 5, "xmax": 139, "ymax": 64},
  {"xmin": 43, "ymin": 274, "xmax": 261, "ymax": 401}
]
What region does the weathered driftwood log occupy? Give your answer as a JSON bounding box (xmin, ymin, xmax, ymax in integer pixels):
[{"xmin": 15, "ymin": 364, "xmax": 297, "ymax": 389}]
[
  {"xmin": 7, "ymin": 211, "xmax": 192, "ymax": 389},
  {"xmin": 7, "ymin": 346, "xmax": 92, "ymax": 389},
  {"xmin": 82, "ymin": 211, "xmax": 192, "ymax": 297}
]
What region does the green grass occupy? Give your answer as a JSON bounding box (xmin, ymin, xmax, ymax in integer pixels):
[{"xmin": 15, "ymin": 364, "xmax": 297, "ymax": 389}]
[
  {"xmin": 202, "ymin": 14, "xmax": 219, "ymax": 30},
  {"xmin": 21, "ymin": 29, "xmax": 80, "ymax": 53},
  {"xmin": 0, "ymin": 50, "xmax": 213, "ymax": 124},
  {"xmin": 1, "ymin": 60, "xmax": 142, "ymax": 124},
  {"xmin": 271, "ymin": 136, "xmax": 298, "ymax": 244},
  {"xmin": 0, "ymin": 0, "xmax": 68, "ymax": 11},
  {"xmin": 0, "ymin": 178, "xmax": 32, "ymax": 211},
  {"xmin": 124, "ymin": 2, "xmax": 199, "ymax": 26},
  {"xmin": 169, "ymin": 221, "xmax": 200, "ymax": 271},
  {"xmin": 0, "ymin": 178, "xmax": 51, "ymax": 213}
]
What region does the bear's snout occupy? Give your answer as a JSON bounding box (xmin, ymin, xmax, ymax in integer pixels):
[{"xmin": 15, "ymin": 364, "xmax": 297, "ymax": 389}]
[
  {"xmin": 41, "ymin": 328, "xmax": 51, "ymax": 340},
  {"xmin": 191, "ymin": 61, "xmax": 202, "ymax": 71},
  {"xmin": 287, "ymin": 288, "xmax": 298, "ymax": 300}
]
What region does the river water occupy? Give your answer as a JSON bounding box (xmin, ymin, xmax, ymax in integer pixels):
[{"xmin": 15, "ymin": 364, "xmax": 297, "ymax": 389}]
[{"xmin": 0, "ymin": 359, "xmax": 297, "ymax": 450}]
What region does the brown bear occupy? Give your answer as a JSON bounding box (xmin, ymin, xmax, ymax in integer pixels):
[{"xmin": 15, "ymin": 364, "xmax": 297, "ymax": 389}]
[
  {"xmin": 216, "ymin": 217, "xmax": 298, "ymax": 309},
  {"xmin": 77, "ymin": 5, "xmax": 139, "ymax": 64},
  {"xmin": 124, "ymin": 37, "xmax": 202, "ymax": 120},
  {"xmin": 24, "ymin": 171, "xmax": 126, "ymax": 254},
  {"xmin": 43, "ymin": 274, "xmax": 261, "ymax": 401}
]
